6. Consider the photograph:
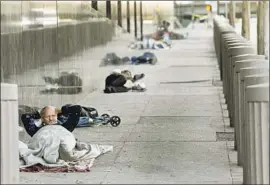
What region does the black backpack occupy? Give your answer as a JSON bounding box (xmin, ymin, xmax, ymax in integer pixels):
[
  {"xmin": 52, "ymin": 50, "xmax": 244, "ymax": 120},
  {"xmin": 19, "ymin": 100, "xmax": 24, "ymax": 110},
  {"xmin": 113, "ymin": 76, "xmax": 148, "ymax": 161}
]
[
  {"xmin": 81, "ymin": 106, "xmax": 99, "ymax": 119},
  {"xmin": 62, "ymin": 104, "xmax": 98, "ymax": 119}
]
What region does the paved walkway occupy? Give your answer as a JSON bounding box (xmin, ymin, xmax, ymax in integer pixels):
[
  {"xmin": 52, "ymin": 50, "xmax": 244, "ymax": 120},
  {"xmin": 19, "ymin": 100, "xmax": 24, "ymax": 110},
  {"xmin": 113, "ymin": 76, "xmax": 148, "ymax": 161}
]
[{"xmin": 20, "ymin": 24, "xmax": 243, "ymax": 184}]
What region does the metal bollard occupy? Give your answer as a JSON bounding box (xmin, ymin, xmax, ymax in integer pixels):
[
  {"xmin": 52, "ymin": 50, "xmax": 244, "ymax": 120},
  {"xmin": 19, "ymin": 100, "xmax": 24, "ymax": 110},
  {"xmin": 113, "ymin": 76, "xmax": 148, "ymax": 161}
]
[
  {"xmin": 226, "ymin": 41, "xmax": 252, "ymax": 48},
  {"xmin": 222, "ymin": 33, "xmax": 243, "ymax": 40},
  {"xmin": 221, "ymin": 39, "xmax": 246, "ymax": 81},
  {"xmin": 0, "ymin": 83, "xmax": 19, "ymax": 184},
  {"xmin": 224, "ymin": 42, "xmax": 253, "ymax": 90},
  {"xmin": 221, "ymin": 38, "xmax": 249, "ymax": 84},
  {"xmin": 241, "ymin": 74, "xmax": 269, "ymax": 184},
  {"xmin": 219, "ymin": 34, "xmax": 238, "ymax": 74},
  {"xmin": 223, "ymin": 38, "xmax": 247, "ymax": 46},
  {"xmin": 221, "ymin": 40, "xmax": 248, "ymax": 99},
  {"xmin": 246, "ymin": 83, "xmax": 269, "ymax": 184},
  {"xmin": 230, "ymin": 55, "xmax": 266, "ymax": 127},
  {"xmin": 237, "ymin": 67, "xmax": 269, "ymax": 166},
  {"xmin": 225, "ymin": 44, "xmax": 254, "ymax": 102},
  {"xmin": 223, "ymin": 35, "xmax": 248, "ymax": 40},
  {"xmin": 225, "ymin": 47, "xmax": 256, "ymax": 127},
  {"xmin": 233, "ymin": 59, "xmax": 268, "ymax": 151},
  {"xmin": 219, "ymin": 32, "xmax": 238, "ymax": 74}
]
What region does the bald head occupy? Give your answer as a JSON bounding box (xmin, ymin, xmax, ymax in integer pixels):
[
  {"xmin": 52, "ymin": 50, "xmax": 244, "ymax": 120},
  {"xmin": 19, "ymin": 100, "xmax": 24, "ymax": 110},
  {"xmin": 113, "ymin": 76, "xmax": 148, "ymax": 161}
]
[{"xmin": 40, "ymin": 105, "xmax": 58, "ymax": 125}]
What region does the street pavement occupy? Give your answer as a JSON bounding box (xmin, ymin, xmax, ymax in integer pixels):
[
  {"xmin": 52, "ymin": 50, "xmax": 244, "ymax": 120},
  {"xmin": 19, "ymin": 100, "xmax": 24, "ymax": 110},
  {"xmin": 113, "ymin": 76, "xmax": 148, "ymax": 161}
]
[{"xmin": 19, "ymin": 23, "xmax": 243, "ymax": 184}]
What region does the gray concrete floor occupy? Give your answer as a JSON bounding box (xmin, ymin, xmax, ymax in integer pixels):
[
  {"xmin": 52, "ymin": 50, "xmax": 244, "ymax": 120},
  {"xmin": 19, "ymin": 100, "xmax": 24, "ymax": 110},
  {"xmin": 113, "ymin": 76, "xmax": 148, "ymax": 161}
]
[{"xmin": 19, "ymin": 23, "xmax": 243, "ymax": 184}]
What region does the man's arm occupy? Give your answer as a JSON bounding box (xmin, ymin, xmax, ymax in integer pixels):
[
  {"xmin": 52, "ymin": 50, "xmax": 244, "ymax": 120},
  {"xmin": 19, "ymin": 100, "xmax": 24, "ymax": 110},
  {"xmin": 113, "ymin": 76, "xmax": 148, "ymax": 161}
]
[
  {"xmin": 61, "ymin": 105, "xmax": 82, "ymax": 132},
  {"xmin": 21, "ymin": 112, "xmax": 41, "ymax": 137}
]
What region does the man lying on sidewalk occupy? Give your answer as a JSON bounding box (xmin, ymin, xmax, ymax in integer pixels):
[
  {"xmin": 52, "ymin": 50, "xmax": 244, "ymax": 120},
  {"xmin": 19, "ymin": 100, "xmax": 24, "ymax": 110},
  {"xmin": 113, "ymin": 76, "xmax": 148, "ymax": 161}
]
[
  {"xmin": 104, "ymin": 69, "xmax": 146, "ymax": 93},
  {"xmin": 131, "ymin": 52, "xmax": 158, "ymax": 65},
  {"xmin": 19, "ymin": 106, "xmax": 113, "ymax": 172},
  {"xmin": 21, "ymin": 104, "xmax": 82, "ymax": 137},
  {"xmin": 101, "ymin": 52, "xmax": 158, "ymax": 65},
  {"xmin": 21, "ymin": 104, "xmax": 121, "ymax": 132},
  {"xmin": 128, "ymin": 37, "xmax": 171, "ymax": 50}
]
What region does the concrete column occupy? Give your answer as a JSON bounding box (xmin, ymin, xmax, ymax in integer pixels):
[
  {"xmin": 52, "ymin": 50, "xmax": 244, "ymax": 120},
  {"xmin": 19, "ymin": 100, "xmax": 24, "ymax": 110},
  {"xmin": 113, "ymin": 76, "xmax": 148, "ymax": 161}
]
[
  {"xmin": 139, "ymin": 0, "xmax": 143, "ymax": 41},
  {"xmin": 117, "ymin": 0, "xmax": 122, "ymax": 27},
  {"xmin": 217, "ymin": 1, "xmax": 220, "ymax": 15},
  {"xmin": 241, "ymin": 1, "xmax": 250, "ymax": 40},
  {"xmin": 106, "ymin": 0, "xmax": 111, "ymax": 19},
  {"xmin": 264, "ymin": 1, "xmax": 269, "ymax": 59},
  {"xmin": 257, "ymin": 1, "xmax": 266, "ymax": 55},
  {"xmin": 126, "ymin": 1, "xmax": 130, "ymax": 33},
  {"xmin": 228, "ymin": 1, "xmax": 235, "ymax": 27},
  {"xmin": 225, "ymin": 2, "xmax": 228, "ymax": 18},
  {"xmin": 134, "ymin": 1, "xmax": 137, "ymax": 39},
  {"xmin": 92, "ymin": 0, "xmax": 98, "ymax": 10}
]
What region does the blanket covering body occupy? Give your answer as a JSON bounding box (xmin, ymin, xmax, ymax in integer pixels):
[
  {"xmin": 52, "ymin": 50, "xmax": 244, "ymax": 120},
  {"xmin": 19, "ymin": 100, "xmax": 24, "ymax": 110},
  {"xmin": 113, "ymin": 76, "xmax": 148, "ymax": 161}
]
[{"xmin": 19, "ymin": 125, "xmax": 113, "ymax": 170}]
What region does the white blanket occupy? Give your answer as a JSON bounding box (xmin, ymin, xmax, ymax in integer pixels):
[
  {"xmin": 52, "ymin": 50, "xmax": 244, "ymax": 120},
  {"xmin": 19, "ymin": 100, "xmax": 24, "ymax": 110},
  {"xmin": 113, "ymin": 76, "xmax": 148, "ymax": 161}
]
[{"xmin": 19, "ymin": 125, "xmax": 113, "ymax": 170}]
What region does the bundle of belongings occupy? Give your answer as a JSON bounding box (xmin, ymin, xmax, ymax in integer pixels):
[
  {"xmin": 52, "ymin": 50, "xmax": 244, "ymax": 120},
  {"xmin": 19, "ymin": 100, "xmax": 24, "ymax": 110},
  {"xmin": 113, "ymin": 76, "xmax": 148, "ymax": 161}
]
[
  {"xmin": 104, "ymin": 69, "xmax": 146, "ymax": 94},
  {"xmin": 100, "ymin": 52, "xmax": 157, "ymax": 66},
  {"xmin": 100, "ymin": 52, "xmax": 130, "ymax": 66},
  {"xmin": 128, "ymin": 35, "xmax": 171, "ymax": 50},
  {"xmin": 41, "ymin": 71, "xmax": 82, "ymax": 94},
  {"xmin": 19, "ymin": 104, "xmax": 113, "ymax": 172}
]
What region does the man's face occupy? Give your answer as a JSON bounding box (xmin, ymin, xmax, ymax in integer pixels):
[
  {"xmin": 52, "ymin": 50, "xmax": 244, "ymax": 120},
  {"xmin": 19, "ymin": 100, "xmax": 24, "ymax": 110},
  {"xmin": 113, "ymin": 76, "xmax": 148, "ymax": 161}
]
[{"xmin": 42, "ymin": 107, "xmax": 58, "ymax": 125}]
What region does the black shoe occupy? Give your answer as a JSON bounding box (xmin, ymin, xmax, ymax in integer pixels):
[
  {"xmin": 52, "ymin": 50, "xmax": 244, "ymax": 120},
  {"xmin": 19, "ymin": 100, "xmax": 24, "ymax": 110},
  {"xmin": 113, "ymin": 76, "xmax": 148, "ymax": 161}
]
[{"xmin": 104, "ymin": 87, "xmax": 114, "ymax": 93}]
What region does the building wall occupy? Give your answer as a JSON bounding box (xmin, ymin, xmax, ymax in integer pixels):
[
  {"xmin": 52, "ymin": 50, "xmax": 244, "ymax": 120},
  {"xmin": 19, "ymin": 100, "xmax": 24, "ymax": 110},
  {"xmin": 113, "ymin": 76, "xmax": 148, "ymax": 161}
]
[{"xmin": 0, "ymin": 1, "xmax": 116, "ymax": 108}]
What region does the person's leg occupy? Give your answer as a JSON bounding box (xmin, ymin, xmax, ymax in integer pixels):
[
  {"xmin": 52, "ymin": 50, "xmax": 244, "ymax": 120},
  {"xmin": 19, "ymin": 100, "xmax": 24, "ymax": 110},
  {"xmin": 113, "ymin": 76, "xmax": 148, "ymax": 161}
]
[
  {"xmin": 104, "ymin": 86, "xmax": 114, "ymax": 93},
  {"xmin": 114, "ymin": 86, "xmax": 130, "ymax": 93},
  {"xmin": 76, "ymin": 117, "xmax": 92, "ymax": 127},
  {"xmin": 104, "ymin": 86, "xmax": 130, "ymax": 93}
]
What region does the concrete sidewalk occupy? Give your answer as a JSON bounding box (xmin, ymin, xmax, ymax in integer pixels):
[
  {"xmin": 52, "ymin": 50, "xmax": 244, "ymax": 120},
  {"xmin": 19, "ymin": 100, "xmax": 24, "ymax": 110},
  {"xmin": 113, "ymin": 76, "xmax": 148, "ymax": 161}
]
[{"xmin": 20, "ymin": 24, "xmax": 242, "ymax": 184}]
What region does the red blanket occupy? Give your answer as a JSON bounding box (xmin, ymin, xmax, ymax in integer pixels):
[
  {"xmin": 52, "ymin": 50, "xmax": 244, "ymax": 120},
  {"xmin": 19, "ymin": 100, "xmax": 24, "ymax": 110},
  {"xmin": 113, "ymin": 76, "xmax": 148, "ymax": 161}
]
[{"xmin": 20, "ymin": 163, "xmax": 91, "ymax": 173}]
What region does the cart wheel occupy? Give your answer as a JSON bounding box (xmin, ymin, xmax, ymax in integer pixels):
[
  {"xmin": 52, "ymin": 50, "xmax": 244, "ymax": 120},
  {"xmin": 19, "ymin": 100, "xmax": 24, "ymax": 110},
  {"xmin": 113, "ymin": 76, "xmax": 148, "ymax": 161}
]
[
  {"xmin": 109, "ymin": 116, "xmax": 121, "ymax": 127},
  {"xmin": 101, "ymin": 113, "xmax": 110, "ymax": 119}
]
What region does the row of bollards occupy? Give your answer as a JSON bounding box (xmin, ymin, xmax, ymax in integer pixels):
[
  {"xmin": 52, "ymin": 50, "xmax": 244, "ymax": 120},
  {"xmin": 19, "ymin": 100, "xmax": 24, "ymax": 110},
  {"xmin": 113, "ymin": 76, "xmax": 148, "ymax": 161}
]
[{"xmin": 213, "ymin": 16, "xmax": 269, "ymax": 185}]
